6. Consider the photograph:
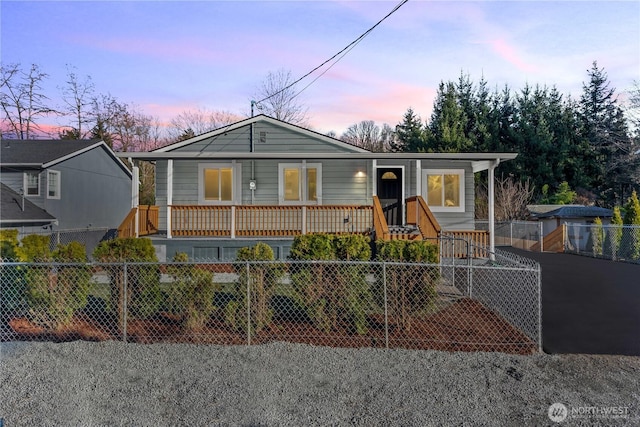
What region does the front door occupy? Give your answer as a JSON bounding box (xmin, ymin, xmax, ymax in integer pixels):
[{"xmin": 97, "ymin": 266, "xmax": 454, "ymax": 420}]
[{"xmin": 377, "ymin": 168, "xmax": 403, "ymax": 226}]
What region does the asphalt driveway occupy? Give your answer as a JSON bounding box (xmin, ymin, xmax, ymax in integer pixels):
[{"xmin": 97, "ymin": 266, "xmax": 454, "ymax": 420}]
[{"xmin": 507, "ymin": 248, "xmax": 640, "ymax": 356}]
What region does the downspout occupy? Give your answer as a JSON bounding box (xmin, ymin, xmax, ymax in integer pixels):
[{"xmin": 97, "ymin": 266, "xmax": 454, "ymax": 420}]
[{"xmin": 488, "ymin": 159, "xmax": 500, "ymax": 260}]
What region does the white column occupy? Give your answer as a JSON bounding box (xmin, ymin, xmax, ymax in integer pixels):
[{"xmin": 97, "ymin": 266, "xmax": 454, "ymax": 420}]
[
  {"xmin": 167, "ymin": 159, "xmax": 173, "ymax": 239},
  {"xmin": 372, "ymin": 159, "xmax": 377, "ymax": 196},
  {"xmin": 415, "ymin": 160, "xmax": 421, "ymax": 197},
  {"xmin": 488, "ymin": 160, "xmax": 500, "ymax": 259},
  {"xmin": 132, "ymin": 165, "xmax": 140, "ymax": 237}
]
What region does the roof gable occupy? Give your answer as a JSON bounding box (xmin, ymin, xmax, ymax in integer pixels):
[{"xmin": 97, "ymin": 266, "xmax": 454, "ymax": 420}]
[
  {"xmin": 154, "ymin": 115, "xmax": 369, "ymax": 154},
  {"xmin": 0, "ymin": 139, "xmax": 132, "ymax": 177}
]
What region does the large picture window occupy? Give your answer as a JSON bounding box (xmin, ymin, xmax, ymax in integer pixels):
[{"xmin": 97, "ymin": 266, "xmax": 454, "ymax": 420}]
[
  {"xmin": 198, "ymin": 163, "xmax": 240, "ymax": 205},
  {"xmin": 422, "ymin": 169, "xmax": 465, "ymax": 212},
  {"xmin": 279, "ymin": 162, "xmax": 321, "ymax": 204},
  {"xmin": 47, "ymin": 170, "xmax": 61, "ymax": 199},
  {"xmin": 24, "ymin": 171, "xmax": 40, "ymax": 196}
]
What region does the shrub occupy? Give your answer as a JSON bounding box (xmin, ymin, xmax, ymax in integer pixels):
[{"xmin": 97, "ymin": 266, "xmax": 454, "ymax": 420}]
[
  {"xmin": 610, "ymin": 206, "xmax": 623, "ymax": 259},
  {"xmin": 624, "ymin": 191, "xmax": 640, "ymax": 260},
  {"xmin": 591, "ymin": 217, "xmax": 604, "ymax": 257},
  {"xmin": 289, "ymin": 234, "xmax": 373, "ymax": 335},
  {"xmin": 25, "ymin": 241, "xmax": 92, "ymax": 330},
  {"xmin": 166, "ymin": 252, "xmax": 218, "ymax": 331},
  {"xmin": 93, "ymin": 238, "xmax": 161, "ymax": 331},
  {"xmin": 18, "ymin": 234, "xmax": 51, "ymax": 262},
  {"xmin": 0, "ymin": 229, "xmax": 20, "ymax": 260},
  {"xmin": 225, "ymin": 242, "xmax": 284, "ymax": 334},
  {"xmin": 375, "ymin": 239, "xmax": 439, "ymax": 331}
]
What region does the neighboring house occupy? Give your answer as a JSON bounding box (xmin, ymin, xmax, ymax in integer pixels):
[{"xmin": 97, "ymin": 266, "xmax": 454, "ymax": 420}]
[
  {"xmin": 118, "ymin": 115, "xmax": 516, "ymax": 261},
  {"xmin": 528, "ymin": 204, "xmax": 613, "ymax": 236},
  {"xmin": 528, "ymin": 204, "xmax": 613, "ymax": 252},
  {"xmin": 0, "ymin": 139, "xmax": 132, "ymax": 237}
]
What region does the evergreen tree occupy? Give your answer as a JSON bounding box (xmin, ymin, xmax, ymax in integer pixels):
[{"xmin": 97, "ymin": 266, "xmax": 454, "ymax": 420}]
[
  {"xmin": 428, "ymin": 81, "xmax": 471, "ymax": 152},
  {"xmin": 393, "ymin": 108, "xmax": 426, "ymax": 152}
]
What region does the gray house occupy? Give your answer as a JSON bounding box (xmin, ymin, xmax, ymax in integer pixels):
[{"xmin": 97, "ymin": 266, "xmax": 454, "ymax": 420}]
[
  {"xmin": 0, "ymin": 139, "xmax": 132, "ymax": 237},
  {"xmin": 119, "ymin": 115, "xmax": 516, "ymax": 260}
]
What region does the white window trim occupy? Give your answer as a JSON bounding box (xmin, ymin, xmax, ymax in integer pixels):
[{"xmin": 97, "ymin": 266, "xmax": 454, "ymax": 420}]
[
  {"xmin": 197, "ymin": 162, "xmax": 242, "ymax": 205},
  {"xmin": 47, "ymin": 170, "xmax": 61, "ymax": 200},
  {"xmin": 422, "ymin": 169, "xmax": 465, "ymax": 213},
  {"xmin": 23, "ymin": 171, "xmax": 40, "ymax": 197},
  {"xmin": 278, "ymin": 162, "xmax": 322, "ymax": 205}
]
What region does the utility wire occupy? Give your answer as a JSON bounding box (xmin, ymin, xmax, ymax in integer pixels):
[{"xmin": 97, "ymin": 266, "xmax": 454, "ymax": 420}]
[{"xmin": 255, "ymin": 0, "xmax": 409, "ymax": 106}]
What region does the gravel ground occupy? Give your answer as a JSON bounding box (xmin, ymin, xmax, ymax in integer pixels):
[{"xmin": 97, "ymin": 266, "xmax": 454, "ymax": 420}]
[{"xmin": 0, "ymin": 341, "xmax": 638, "ymax": 426}]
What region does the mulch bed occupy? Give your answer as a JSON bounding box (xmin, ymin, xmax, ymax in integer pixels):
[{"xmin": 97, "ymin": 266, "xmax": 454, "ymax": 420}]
[{"xmin": 4, "ymin": 298, "xmax": 536, "ymax": 354}]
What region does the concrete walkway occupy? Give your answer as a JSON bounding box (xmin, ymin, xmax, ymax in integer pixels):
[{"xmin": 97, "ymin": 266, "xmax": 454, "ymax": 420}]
[{"xmin": 507, "ymin": 248, "xmax": 640, "ymax": 356}]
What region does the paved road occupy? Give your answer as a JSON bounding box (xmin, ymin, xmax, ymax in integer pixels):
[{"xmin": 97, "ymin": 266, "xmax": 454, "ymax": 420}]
[{"xmin": 507, "ymin": 248, "xmax": 640, "ymax": 356}]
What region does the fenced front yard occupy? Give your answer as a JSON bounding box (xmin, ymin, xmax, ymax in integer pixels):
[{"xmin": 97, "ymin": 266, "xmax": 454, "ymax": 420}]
[{"xmin": 0, "ymin": 252, "xmax": 541, "ymax": 354}]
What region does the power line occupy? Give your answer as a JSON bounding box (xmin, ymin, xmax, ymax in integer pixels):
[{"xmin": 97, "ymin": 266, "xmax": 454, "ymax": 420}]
[{"xmin": 254, "ymin": 0, "xmax": 409, "ymax": 106}]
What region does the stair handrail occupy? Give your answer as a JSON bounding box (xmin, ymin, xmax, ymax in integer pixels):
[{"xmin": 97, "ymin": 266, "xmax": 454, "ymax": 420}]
[
  {"xmin": 372, "ymin": 195, "xmax": 390, "ymax": 241},
  {"xmin": 406, "ymin": 195, "xmax": 441, "ymax": 239}
]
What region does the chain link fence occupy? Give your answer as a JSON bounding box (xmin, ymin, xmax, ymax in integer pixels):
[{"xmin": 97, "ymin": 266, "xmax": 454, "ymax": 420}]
[
  {"xmin": 0, "ymin": 256, "xmax": 541, "ymax": 354},
  {"xmin": 476, "ymin": 220, "xmax": 543, "ymax": 251},
  {"xmin": 565, "ymin": 223, "xmax": 640, "ymax": 264}
]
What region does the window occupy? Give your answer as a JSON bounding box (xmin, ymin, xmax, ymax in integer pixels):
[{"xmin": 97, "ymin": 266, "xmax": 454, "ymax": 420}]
[
  {"xmin": 198, "ymin": 163, "xmax": 240, "ymax": 205},
  {"xmin": 24, "ymin": 171, "xmax": 40, "ymax": 196},
  {"xmin": 279, "ymin": 162, "xmax": 321, "ymax": 204},
  {"xmin": 422, "ymin": 169, "xmax": 465, "ymax": 212},
  {"xmin": 47, "ymin": 170, "xmax": 61, "ymax": 199}
]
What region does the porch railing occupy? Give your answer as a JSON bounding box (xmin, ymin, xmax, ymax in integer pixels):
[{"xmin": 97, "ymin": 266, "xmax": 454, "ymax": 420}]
[
  {"xmin": 442, "ymin": 230, "xmax": 490, "ymax": 258},
  {"xmin": 171, "ymin": 205, "xmax": 373, "ymax": 238},
  {"xmin": 372, "ymin": 196, "xmax": 390, "ymax": 241},
  {"xmin": 117, "ymin": 205, "xmax": 159, "ymax": 238},
  {"xmin": 406, "ymin": 195, "xmax": 441, "ymax": 239}
]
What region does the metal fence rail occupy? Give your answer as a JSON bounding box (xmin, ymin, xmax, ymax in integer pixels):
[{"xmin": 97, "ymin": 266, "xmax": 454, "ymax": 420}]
[
  {"xmin": 0, "ymin": 258, "xmax": 541, "ymax": 354},
  {"xmin": 565, "ymin": 223, "xmax": 640, "ymax": 264},
  {"xmin": 476, "ymin": 220, "xmax": 543, "ymax": 251}
]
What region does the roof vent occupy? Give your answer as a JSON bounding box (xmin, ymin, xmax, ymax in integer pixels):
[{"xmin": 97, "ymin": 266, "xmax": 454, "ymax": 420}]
[{"xmin": 259, "ymin": 131, "xmax": 267, "ymax": 144}]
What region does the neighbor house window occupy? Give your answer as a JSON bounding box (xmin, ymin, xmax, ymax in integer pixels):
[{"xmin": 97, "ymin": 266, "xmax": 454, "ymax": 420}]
[
  {"xmin": 422, "ymin": 169, "xmax": 465, "ymax": 212},
  {"xmin": 198, "ymin": 163, "xmax": 240, "ymax": 205},
  {"xmin": 279, "ymin": 162, "xmax": 321, "ymax": 204},
  {"xmin": 24, "ymin": 171, "xmax": 40, "ymax": 196},
  {"xmin": 47, "ymin": 170, "xmax": 61, "ymax": 199}
]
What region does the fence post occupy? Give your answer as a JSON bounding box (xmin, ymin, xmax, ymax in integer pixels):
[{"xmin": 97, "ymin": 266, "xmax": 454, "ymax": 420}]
[
  {"xmin": 383, "ymin": 262, "xmax": 389, "ymax": 349},
  {"xmin": 510, "ymin": 221, "xmax": 513, "ymax": 247},
  {"xmin": 539, "ymin": 222, "xmax": 544, "ymax": 253},
  {"xmin": 246, "ymin": 261, "xmax": 251, "ymax": 345},
  {"xmin": 537, "ymin": 265, "xmax": 542, "ymax": 353},
  {"xmin": 467, "ymin": 240, "xmax": 472, "ymax": 298},
  {"xmin": 122, "ymin": 263, "xmax": 128, "ymax": 343}
]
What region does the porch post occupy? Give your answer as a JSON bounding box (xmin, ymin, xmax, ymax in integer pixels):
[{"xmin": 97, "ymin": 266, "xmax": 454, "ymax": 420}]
[
  {"xmin": 372, "ymin": 159, "xmax": 377, "ymax": 196},
  {"xmin": 167, "ymin": 159, "xmax": 173, "ymax": 239},
  {"xmin": 488, "ymin": 159, "xmax": 500, "ymax": 259},
  {"xmin": 415, "ymin": 160, "xmax": 421, "ymax": 197},
  {"xmin": 132, "ymin": 166, "xmax": 140, "ymax": 238}
]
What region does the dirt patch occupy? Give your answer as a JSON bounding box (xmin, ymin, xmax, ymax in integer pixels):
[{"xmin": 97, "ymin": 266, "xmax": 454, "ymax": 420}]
[{"xmin": 4, "ymin": 298, "xmax": 536, "ymax": 354}]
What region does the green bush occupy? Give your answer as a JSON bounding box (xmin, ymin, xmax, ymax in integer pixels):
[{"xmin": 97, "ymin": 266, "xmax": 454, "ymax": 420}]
[
  {"xmin": 93, "ymin": 238, "xmax": 161, "ymax": 331},
  {"xmin": 25, "ymin": 241, "xmax": 92, "ymax": 330},
  {"xmin": 19, "ymin": 234, "xmax": 51, "ymax": 262},
  {"xmin": 624, "ymin": 191, "xmax": 640, "ymax": 260},
  {"xmin": 224, "ymin": 243, "xmax": 284, "ymax": 335},
  {"xmin": 375, "ymin": 239, "xmax": 439, "ymax": 331},
  {"xmin": 289, "ymin": 234, "xmax": 373, "ymax": 335},
  {"xmin": 591, "ymin": 217, "xmax": 604, "ymax": 257},
  {"xmin": 0, "ymin": 229, "xmax": 20, "ymax": 260},
  {"xmin": 610, "ymin": 206, "xmax": 623, "ymax": 259},
  {"xmin": 166, "ymin": 252, "xmax": 218, "ymax": 331}
]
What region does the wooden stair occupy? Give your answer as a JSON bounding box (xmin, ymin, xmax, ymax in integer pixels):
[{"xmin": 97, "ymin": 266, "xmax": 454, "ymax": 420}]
[{"xmin": 387, "ymin": 225, "xmax": 423, "ymax": 240}]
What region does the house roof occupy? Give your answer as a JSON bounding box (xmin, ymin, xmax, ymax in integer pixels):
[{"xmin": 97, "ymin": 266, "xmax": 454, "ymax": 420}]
[
  {"xmin": 0, "ymin": 139, "xmax": 132, "ymax": 177},
  {"xmin": 154, "ymin": 114, "xmax": 370, "ymax": 153},
  {"xmin": 0, "ymin": 183, "xmax": 57, "ymax": 225},
  {"xmin": 532, "ymin": 205, "xmax": 613, "ymax": 219}
]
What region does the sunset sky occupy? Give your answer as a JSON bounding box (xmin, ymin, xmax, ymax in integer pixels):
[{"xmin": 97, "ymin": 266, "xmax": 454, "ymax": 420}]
[{"xmin": 2, "ymin": 0, "xmax": 639, "ymax": 136}]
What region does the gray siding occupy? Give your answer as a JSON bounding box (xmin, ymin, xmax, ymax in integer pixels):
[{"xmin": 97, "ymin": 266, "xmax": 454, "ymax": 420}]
[{"xmin": 170, "ymin": 122, "xmax": 360, "ymax": 154}]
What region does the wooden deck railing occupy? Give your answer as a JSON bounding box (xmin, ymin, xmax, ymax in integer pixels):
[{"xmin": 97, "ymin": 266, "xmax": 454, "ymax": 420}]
[
  {"xmin": 441, "ymin": 230, "xmax": 490, "ymax": 258},
  {"xmin": 117, "ymin": 205, "xmax": 159, "ymax": 238},
  {"xmin": 406, "ymin": 195, "xmax": 441, "ymax": 239},
  {"xmin": 372, "ymin": 196, "xmax": 390, "ymax": 241},
  {"xmin": 171, "ymin": 204, "xmax": 373, "ymax": 238}
]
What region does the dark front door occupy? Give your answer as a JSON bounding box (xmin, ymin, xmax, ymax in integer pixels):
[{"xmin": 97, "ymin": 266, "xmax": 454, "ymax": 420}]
[{"xmin": 377, "ymin": 168, "xmax": 403, "ymax": 226}]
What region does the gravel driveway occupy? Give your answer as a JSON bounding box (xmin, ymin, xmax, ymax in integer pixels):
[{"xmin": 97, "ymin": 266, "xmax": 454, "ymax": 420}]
[{"xmin": 1, "ymin": 341, "xmax": 638, "ymax": 426}]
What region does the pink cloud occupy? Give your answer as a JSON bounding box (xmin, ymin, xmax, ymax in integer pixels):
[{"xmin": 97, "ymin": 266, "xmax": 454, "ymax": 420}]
[{"xmin": 486, "ymin": 38, "xmax": 538, "ymax": 73}]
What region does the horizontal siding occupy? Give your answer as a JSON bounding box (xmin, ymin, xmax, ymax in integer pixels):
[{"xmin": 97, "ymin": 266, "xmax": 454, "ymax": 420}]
[{"xmin": 169, "ymin": 122, "xmax": 360, "ymax": 154}]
